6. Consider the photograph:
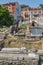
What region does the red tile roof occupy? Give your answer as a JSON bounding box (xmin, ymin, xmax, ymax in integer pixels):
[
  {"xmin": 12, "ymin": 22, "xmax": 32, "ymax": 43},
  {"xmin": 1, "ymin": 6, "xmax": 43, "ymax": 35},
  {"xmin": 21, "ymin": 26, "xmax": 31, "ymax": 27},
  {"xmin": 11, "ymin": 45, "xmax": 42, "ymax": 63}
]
[
  {"xmin": 3, "ymin": 2, "xmax": 17, "ymax": 5},
  {"xmin": 29, "ymin": 8, "xmax": 43, "ymax": 10}
]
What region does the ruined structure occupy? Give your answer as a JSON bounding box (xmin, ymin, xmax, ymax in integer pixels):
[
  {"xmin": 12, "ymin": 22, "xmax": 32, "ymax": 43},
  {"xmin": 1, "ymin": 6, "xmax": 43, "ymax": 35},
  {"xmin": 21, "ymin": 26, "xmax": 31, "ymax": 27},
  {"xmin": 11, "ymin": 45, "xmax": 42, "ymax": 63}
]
[{"xmin": 0, "ymin": 48, "xmax": 39, "ymax": 65}]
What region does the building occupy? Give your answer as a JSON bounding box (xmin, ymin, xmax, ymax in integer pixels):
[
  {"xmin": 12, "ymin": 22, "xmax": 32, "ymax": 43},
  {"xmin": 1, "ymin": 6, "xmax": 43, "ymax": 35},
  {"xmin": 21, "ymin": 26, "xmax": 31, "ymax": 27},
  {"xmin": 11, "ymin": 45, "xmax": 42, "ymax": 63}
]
[
  {"xmin": 29, "ymin": 8, "xmax": 43, "ymax": 36},
  {"xmin": 21, "ymin": 7, "xmax": 30, "ymax": 21},
  {"xmin": 21, "ymin": 7, "xmax": 43, "ymax": 36},
  {"xmin": 29, "ymin": 8, "xmax": 43, "ymax": 24},
  {"xmin": 21, "ymin": 8, "xmax": 43, "ymax": 23},
  {"xmin": 3, "ymin": 2, "xmax": 21, "ymax": 21}
]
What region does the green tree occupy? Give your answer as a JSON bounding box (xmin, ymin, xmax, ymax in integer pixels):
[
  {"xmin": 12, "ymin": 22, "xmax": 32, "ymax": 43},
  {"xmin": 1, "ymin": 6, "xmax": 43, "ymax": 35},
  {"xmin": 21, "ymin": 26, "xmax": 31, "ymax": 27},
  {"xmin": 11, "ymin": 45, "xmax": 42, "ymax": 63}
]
[
  {"xmin": 0, "ymin": 5, "xmax": 14, "ymax": 27},
  {"xmin": 21, "ymin": 4, "xmax": 30, "ymax": 8},
  {"xmin": 39, "ymin": 4, "xmax": 43, "ymax": 8}
]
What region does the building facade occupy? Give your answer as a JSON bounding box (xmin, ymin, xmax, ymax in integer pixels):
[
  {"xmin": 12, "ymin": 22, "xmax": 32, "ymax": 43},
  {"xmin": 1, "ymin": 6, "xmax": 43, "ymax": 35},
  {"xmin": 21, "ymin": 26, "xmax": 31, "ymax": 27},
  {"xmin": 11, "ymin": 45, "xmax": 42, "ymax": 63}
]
[
  {"xmin": 21, "ymin": 8, "xmax": 43, "ymax": 23},
  {"xmin": 21, "ymin": 8, "xmax": 43, "ymax": 36},
  {"xmin": 29, "ymin": 8, "xmax": 43, "ymax": 24},
  {"xmin": 21, "ymin": 7, "xmax": 30, "ymax": 21},
  {"xmin": 29, "ymin": 8, "xmax": 43, "ymax": 36},
  {"xmin": 3, "ymin": 2, "xmax": 21, "ymax": 21}
]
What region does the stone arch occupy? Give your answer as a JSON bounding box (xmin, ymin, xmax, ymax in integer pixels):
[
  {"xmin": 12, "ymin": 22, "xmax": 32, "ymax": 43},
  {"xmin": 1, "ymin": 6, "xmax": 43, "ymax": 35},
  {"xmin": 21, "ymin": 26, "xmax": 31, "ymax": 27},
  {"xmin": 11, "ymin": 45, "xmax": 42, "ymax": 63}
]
[{"xmin": 32, "ymin": 20, "xmax": 38, "ymax": 26}]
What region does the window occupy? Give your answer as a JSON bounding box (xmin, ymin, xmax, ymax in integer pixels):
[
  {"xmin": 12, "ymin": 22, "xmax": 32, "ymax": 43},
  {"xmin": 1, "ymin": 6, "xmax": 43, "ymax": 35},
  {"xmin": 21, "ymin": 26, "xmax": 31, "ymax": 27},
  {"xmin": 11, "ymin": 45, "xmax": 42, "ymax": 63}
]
[
  {"xmin": 39, "ymin": 11, "xmax": 41, "ymax": 13},
  {"xmin": 12, "ymin": 3, "xmax": 15, "ymax": 6},
  {"xmin": 34, "ymin": 11, "xmax": 37, "ymax": 13},
  {"xmin": 25, "ymin": 13, "xmax": 29, "ymax": 18},
  {"xmin": 34, "ymin": 14, "xmax": 39, "ymax": 17}
]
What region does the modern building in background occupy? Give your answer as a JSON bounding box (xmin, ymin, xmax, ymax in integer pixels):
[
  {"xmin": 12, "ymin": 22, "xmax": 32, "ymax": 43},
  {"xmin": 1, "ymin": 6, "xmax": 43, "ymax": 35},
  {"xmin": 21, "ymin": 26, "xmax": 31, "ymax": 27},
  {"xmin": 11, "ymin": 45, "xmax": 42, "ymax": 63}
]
[{"xmin": 3, "ymin": 2, "xmax": 21, "ymax": 21}]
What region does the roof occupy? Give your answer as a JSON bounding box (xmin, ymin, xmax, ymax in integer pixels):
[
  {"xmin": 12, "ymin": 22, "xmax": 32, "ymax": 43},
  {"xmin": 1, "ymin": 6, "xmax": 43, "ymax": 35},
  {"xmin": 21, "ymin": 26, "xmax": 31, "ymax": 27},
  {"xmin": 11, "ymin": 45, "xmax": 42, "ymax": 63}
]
[
  {"xmin": 21, "ymin": 7, "xmax": 30, "ymax": 11},
  {"xmin": 3, "ymin": 2, "xmax": 18, "ymax": 5},
  {"xmin": 29, "ymin": 8, "xmax": 43, "ymax": 10},
  {"xmin": 21, "ymin": 7, "xmax": 43, "ymax": 11}
]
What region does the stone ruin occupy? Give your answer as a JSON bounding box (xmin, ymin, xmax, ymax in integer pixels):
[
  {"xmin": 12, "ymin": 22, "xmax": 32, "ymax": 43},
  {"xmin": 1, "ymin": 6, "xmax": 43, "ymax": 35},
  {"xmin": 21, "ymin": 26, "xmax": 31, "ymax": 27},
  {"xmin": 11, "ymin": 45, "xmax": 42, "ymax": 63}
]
[{"xmin": 0, "ymin": 48, "xmax": 40, "ymax": 65}]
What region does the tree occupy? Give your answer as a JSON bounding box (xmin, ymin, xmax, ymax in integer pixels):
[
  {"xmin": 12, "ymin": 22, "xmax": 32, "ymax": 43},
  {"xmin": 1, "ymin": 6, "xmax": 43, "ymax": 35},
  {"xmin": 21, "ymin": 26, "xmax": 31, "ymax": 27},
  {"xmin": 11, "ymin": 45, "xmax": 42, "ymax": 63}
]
[
  {"xmin": 21, "ymin": 4, "xmax": 30, "ymax": 8},
  {"xmin": 0, "ymin": 5, "xmax": 14, "ymax": 27},
  {"xmin": 39, "ymin": 4, "xmax": 43, "ymax": 8}
]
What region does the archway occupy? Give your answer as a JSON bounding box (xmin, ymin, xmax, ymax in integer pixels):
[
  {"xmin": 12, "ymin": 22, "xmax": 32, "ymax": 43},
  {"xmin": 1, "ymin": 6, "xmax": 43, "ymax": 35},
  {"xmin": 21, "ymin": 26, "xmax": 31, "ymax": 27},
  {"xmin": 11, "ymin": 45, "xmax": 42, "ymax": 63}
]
[{"xmin": 32, "ymin": 20, "xmax": 37, "ymax": 26}]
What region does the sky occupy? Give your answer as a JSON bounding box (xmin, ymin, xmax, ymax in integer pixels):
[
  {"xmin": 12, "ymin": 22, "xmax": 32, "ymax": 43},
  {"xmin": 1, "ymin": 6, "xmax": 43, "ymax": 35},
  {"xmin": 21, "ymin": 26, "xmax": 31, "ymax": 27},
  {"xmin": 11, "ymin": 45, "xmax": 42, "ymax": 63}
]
[{"xmin": 0, "ymin": 0, "xmax": 43, "ymax": 7}]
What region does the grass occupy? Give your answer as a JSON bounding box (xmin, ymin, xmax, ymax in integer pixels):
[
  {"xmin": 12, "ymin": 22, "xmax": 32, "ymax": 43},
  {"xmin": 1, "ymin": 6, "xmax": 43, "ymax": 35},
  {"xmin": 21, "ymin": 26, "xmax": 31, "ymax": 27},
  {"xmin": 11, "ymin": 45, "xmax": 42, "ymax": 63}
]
[
  {"xmin": 0, "ymin": 29, "xmax": 5, "ymax": 32},
  {"xmin": 21, "ymin": 24, "xmax": 27, "ymax": 29},
  {"xmin": 4, "ymin": 35, "xmax": 42, "ymax": 49}
]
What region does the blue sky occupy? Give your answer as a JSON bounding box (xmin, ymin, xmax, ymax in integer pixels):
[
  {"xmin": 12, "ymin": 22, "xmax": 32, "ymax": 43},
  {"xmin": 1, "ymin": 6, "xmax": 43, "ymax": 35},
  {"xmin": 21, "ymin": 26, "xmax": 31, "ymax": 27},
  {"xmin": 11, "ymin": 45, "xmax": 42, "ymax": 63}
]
[{"xmin": 0, "ymin": 0, "xmax": 43, "ymax": 7}]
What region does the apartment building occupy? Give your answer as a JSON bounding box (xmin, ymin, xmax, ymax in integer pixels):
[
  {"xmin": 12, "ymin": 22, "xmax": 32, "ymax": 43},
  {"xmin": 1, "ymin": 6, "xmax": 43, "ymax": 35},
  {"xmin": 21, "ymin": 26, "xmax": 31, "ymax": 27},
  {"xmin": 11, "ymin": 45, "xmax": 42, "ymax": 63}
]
[
  {"xmin": 21, "ymin": 8, "xmax": 43, "ymax": 23},
  {"xmin": 3, "ymin": 2, "xmax": 21, "ymax": 21},
  {"xmin": 21, "ymin": 7, "xmax": 43, "ymax": 36},
  {"xmin": 29, "ymin": 8, "xmax": 43, "ymax": 36},
  {"xmin": 29, "ymin": 8, "xmax": 43, "ymax": 24}
]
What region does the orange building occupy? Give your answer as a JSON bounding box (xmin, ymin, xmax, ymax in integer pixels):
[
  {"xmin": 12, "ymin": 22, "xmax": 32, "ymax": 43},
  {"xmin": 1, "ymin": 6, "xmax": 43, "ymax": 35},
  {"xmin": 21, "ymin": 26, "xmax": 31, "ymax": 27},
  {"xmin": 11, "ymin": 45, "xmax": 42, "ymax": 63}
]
[
  {"xmin": 3, "ymin": 2, "xmax": 18, "ymax": 14},
  {"xmin": 3, "ymin": 2, "xmax": 21, "ymax": 21}
]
